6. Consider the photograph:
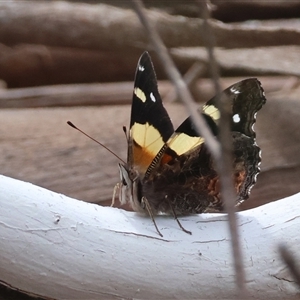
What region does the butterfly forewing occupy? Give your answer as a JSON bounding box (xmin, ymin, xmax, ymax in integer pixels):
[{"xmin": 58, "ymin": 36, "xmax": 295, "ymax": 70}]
[
  {"xmin": 128, "ymin": 52, "xmax": 174, "ymax": 174},
  {"xmin": 200, "ymin": 78, "xmax": 266, "ymax": 203}
]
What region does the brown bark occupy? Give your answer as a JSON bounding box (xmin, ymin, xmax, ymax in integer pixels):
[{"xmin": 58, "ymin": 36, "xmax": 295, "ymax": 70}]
[
  {"xmin": 19, "ymin": 0, "xmax": 300, "ymax": 21},
  {"xmin": 0, "ymin": 1, "xmax": 300, "ymax": 54},
  {"xmin": 0, "ymin": 76, "xmax": 295, "ymax": 108},
  {"xmin": 172, "ymin": 46, "xmax": 300, "ymax": 77},
  {"xmin": 211, "ymin": 0, "xmax": 300, "ymax": 22},
  {"xmin": 1, "ymin": 44, "xmax": 300, "ymax": 89},
  {"xmin": 0, "ymin": 44, "xmax": 141, "ymax": 88},
  {"xmin": 0, "ymin": 82, "xmax": 135, "ymax": 108}
]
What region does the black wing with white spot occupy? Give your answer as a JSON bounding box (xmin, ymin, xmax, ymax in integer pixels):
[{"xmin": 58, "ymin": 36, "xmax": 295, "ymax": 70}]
[
  {"xmin": 128, "ymin": 52, "xmax": 174, "ymax": 174},
  {"xmin": 204, "ymin": 78, "xmax": 266, "ymax": 138},
  {"xmin": 130, "ymin": 52, "xmax": 173, "ymax": 140},
  {"xmin": 203, "ymin": 78, "xmax": 266, "ymax": 204},
  {"xmin": 165, "ymin": 78, "xmax": 266, "ymax": 206}
]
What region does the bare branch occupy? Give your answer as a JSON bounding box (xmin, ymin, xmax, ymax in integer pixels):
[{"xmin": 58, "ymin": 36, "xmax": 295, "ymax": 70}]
[
  {"xmin": 0, "ymin": 175, "xmax": 300, "ymax": 299},
  {"xmin": 279, "ymin": 244, "xmax": 300, "ymax": 289},
  {"xmin": 199, "ymin": 0, "xmax": 247, "ymax": 295},
  {"xmin": 163, "ymin": 61, "xmax": 206, "ymax": 103}
]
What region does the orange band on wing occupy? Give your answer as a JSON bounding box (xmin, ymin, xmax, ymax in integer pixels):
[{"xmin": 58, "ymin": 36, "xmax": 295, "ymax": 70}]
[
  {"xmin": 132, "ymin": 142, "xmax": 156, "ymax": 174},
  {"xmin": 160, "ymin": 153, "xmax": 173, "ymax": 165},
  {"xmin": 130, "ymin": 122, "xmax": 166, "ymax": 173}
]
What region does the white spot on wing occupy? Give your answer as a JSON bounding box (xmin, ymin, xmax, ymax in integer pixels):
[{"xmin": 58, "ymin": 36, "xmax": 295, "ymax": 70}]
[
  {"xmin": 138, "ymin": 65, "xmax": 145, "ymax": 72},
  {"xmin": 233, "ymin": 114, "xmax": 240, "ymax": 123},
  {"xmin": 150, "ymin": 92, "xmax": 156, "ymax": 102},
  {"xmin": 230, "ymin": 86, "xmax": 241, "ymax": 94}
]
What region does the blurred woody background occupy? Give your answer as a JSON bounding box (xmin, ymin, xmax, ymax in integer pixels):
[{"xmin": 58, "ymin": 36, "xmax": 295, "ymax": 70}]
[{"xmin": 1, "ymin": 0, "xmax": 300, "ymax": 220}]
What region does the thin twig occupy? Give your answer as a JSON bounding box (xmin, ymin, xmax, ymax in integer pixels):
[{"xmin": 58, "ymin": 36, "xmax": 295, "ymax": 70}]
[
  {"xmin": 199, "ymin": 0, "xmax": 247, "ymax": 295},
  {"xmin": 164, "ymin": 61, "xmax": 206, "ymax": 103},
  {"xmin": 279, "ymin": 244, "xmax": 300, "ymax": 289},
  {"xmin": 132, "ymin": 0, "xmax": 220, "ymax": 161}
]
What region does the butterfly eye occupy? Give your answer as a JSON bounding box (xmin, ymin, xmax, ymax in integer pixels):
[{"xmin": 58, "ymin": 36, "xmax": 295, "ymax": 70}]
[
  {"xmin": 118, "ymin": 164, "xmax": 130, "ymax": 187},
  {"xmin": 121, "ymin": 176, "xmax": 127, "ymax": 186}
]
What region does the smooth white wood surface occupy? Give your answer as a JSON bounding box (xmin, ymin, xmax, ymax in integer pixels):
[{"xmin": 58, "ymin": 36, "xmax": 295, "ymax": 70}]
[{"xmin": 0, "ymin": 175, "xmax": 299, "ymax": 299}]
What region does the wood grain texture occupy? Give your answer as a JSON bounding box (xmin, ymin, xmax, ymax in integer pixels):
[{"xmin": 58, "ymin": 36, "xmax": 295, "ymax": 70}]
[{"xmin": 0, "ymin": 2, "xmax": 300, "ymax": 52}]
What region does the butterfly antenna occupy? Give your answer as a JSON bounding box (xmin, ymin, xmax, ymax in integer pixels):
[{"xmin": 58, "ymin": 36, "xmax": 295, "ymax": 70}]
[
  {"xmin": 123, "ymin": 126, "xmax": 129, "ymax": 143},
  {"xmin": 67, "ymin": 121, "xmax": 126, "ymax": 164}
]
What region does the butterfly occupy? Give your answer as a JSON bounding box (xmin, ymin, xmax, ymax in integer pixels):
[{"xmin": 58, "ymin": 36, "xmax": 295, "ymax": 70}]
[{"xmin": 114, "ymin": 51, "xmax": 266, "ymax": 236}]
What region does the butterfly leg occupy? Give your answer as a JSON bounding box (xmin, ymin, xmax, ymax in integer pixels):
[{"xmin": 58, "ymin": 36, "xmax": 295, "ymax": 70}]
[
  {"xmin": 111, "ymin": 183, "xmax": 120, "ymax": 207},
  {"xmin": 141, "ymin": 196, "xmax": 163, "ymax": 237},
  {"xmin": 167, "ymin": 198, "xmax": 192, "ymax": 235}
]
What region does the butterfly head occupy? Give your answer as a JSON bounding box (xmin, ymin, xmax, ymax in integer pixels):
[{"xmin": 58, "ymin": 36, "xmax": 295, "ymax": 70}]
[{"xmin": 118, "ymin": 163, "xmax": 146, "ymax": 213}]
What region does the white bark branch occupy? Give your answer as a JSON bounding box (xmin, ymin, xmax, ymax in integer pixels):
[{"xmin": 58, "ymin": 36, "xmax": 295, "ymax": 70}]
[{"xmin": 0, "ymin": 174, "xmax": 299, "ymax": 299}]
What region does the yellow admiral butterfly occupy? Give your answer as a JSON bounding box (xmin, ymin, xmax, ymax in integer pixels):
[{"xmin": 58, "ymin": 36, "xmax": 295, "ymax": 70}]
[{"xmin": 114, "ymin": 52, "xmax": 266, "ymax": 236}]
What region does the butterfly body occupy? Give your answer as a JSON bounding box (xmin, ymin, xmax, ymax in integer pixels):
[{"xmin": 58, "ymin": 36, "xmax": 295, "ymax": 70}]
[{"xmin": 116, "ymin": 52, "xmax": 266, "ymax": 235}]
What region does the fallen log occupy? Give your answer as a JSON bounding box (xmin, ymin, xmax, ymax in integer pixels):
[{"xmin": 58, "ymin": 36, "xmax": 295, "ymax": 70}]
[
  {"xmin": 0, "ymin": 1, "xmax": 300, "ymax": 53},
  {"xmin": 0, "ymin": 174, "xmax": 299, "ymax": 299},
  {"xmin": 172, "ymin": 46, "xmax": 300, "ymax": 77},
  {"xmin": 1, "ymin": 43, "xmax": 299, "ymax": 88},
  {"xmin": 0, "ymin": 76, "xmax": 296, "ymax": 108}
]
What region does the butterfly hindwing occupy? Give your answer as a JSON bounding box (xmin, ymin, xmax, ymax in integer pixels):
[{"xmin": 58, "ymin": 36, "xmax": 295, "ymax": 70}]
[
  {"xmin": 203, "ymin": 78, "xmax": 266, "ymax": 138},
  {"xmin": 166, "ymin": 113, "xmax": 218, "ymax": 158},
  {"xmin": 170, "ymin": 78, "xmax": 265, "ymax": 158},
  {"xmin": 151, "ymin": 78, "xmax": 266, "ymax": 210},
  {"xmin": 129, "ymin": 52, "xmax": 174, "ymax": 175}
]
